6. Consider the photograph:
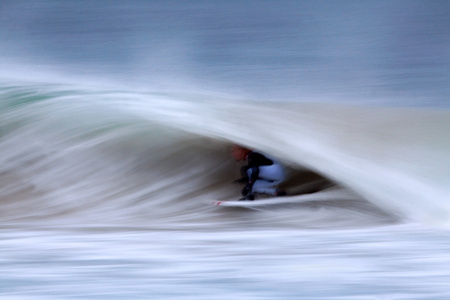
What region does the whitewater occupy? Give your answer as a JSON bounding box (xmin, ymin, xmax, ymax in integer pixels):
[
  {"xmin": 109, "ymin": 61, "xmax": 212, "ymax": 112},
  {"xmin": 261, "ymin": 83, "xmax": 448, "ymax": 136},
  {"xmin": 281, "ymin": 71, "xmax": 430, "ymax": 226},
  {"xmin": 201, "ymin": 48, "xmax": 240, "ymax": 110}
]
[{"xmin": 1, "ymin": 1, "xmax": 450, "ymax": 299}]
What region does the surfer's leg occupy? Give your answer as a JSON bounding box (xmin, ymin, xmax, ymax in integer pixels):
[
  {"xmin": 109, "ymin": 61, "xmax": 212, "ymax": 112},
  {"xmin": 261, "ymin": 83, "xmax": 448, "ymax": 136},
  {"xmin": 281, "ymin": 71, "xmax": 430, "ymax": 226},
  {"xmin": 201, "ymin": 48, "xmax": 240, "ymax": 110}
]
[
  {"xmin": 251, "ymin": 180, "xmax": 278, "ymax": 195},
  {"xmin": 247, "ymin": 164, "xmax": 285, "ymax": 196},
  {"xmin": 247, "ymin": 164, "xmax": 285, "ymax": 182}
]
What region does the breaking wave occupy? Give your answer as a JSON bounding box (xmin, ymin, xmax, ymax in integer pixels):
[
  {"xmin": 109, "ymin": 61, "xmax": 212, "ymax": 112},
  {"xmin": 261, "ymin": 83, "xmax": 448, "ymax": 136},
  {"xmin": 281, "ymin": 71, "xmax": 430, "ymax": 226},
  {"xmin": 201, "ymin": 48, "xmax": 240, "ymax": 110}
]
[{"xmin": 1, "ymin": 81, "xmax": 449, "ymax": 229}]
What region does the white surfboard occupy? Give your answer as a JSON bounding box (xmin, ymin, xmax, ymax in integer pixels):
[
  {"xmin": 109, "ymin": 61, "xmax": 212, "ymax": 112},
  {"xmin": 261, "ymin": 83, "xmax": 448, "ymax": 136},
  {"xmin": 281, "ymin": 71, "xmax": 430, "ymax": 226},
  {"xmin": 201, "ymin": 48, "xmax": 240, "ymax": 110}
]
[{"xmin": 212, "ymin": 188, "xmax": 358, "ymax": 208}]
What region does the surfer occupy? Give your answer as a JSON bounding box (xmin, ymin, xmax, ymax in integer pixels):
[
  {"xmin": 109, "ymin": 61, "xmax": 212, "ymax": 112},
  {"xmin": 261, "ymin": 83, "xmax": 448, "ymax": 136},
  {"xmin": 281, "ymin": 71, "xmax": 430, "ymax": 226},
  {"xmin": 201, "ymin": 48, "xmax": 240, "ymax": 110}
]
[{"xmin": 231, "ymin": 145, "xmax": 286, "ymax": 200}]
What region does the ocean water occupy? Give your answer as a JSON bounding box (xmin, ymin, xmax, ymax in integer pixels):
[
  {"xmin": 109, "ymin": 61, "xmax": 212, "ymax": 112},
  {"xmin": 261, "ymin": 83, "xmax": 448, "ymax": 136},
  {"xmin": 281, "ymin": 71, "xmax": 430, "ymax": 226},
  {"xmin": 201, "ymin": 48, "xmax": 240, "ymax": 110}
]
[{"xmin": 1, "ymin": 1, "xmax": 450, "ymax": 299}]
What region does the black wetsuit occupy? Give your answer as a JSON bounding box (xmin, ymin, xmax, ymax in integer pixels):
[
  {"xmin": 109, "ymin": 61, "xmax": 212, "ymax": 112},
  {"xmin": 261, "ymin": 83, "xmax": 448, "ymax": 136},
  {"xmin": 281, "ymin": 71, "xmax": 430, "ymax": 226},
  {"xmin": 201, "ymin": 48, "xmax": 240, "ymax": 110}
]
[{"xmin": 241, "ymin": 152, "xmax": 274, "ymax": 184}]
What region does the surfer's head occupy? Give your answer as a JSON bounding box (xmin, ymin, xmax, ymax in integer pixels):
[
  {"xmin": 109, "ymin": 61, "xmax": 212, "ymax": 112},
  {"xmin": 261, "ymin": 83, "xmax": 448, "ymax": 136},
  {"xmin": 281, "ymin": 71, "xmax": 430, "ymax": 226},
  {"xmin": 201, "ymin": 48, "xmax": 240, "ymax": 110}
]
[{"xmin": 231, "ymin": 145, "xmax": 251, "ymax": 161}]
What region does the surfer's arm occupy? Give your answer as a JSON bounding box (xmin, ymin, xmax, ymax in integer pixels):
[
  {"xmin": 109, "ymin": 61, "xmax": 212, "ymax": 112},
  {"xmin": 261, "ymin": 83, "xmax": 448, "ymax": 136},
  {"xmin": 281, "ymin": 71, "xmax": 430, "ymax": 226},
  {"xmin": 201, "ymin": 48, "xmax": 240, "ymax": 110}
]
[
  {"xmin": 247, "ymin": 167, "xmax": 259, "ymax": 185},
  {"xmin": 233, "ymin": 166, "xmax": 250, "ymax": 183}
]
